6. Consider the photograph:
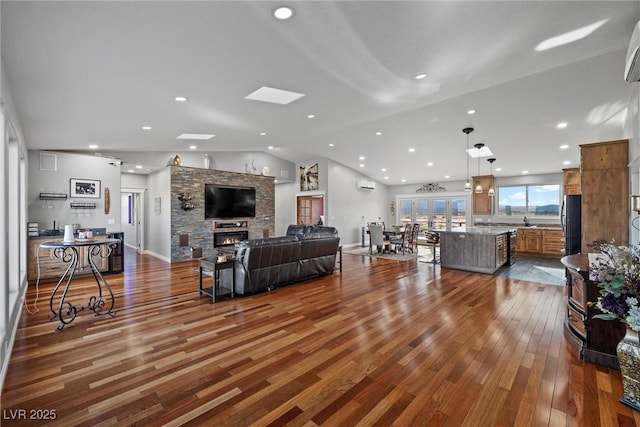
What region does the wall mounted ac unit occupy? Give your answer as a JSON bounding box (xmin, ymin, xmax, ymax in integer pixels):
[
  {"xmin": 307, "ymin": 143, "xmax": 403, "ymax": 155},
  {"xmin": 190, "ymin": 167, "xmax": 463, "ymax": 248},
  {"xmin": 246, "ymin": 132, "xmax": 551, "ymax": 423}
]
[
  {"xmin": 625, "ymin": 21, "xmax": 640, "ymax": 83},
  {"xmin": 357, "ymin": 179, "xmax": 376, "ymax": 190}
]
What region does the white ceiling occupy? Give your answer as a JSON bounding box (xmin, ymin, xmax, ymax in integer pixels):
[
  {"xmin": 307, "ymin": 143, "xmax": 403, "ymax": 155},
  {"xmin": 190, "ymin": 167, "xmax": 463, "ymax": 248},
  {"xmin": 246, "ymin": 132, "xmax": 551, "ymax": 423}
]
[{"xmin": 2, "ymin": 1, "xmax": 639, "ymax": 185}]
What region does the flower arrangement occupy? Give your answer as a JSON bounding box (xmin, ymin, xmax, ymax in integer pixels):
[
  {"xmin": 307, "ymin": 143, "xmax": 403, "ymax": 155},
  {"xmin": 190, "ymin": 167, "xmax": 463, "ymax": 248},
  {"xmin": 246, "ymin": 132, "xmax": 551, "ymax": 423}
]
[{"xmin": 588, "ymin": 240, "xmax": 640, "ymax": 331}]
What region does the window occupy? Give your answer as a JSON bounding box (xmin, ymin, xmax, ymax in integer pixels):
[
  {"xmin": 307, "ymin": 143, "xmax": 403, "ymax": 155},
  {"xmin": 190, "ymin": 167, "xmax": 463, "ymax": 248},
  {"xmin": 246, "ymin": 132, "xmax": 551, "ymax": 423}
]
[{"xmin": 497, "ymin": 184, "xmax": 560, "ymax": 217}]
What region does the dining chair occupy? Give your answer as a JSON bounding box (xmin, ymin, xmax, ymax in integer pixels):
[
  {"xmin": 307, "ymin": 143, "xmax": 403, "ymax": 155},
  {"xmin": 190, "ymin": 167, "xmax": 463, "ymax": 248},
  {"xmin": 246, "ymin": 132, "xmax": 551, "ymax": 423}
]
[
  {"xmin": 411, "ymin": 223, "xmax": 421, "ymax": 253},
  {"xmin": 424, "ymin": 230, "xmax": 440, "ymax": 264},
  {"xmin": 390, "ymin": 224, "xmax": 412, "ymax": 255},
  {"xmin": 369, "ymin": 224, "xmax": 389, "ymax": 254}
]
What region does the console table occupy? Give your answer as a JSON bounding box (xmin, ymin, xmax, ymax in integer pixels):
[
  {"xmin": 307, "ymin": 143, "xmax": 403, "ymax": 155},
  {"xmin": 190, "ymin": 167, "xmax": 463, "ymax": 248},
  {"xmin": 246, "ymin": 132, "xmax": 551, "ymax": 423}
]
[
  {"xmin": 561, "ymin": 254, "xmax": 626, "ymax": 369},
  {"xmin": 40, "ymin": 238, "xmax": 120, "ymax": 331}
]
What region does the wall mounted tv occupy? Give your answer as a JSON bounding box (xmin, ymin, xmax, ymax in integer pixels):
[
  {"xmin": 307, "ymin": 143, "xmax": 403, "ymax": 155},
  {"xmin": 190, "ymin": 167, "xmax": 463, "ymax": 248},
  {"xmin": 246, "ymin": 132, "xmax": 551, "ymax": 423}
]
[{"xmin": 204, "ymin": 184, "xmax": 256, "ymax": 219}]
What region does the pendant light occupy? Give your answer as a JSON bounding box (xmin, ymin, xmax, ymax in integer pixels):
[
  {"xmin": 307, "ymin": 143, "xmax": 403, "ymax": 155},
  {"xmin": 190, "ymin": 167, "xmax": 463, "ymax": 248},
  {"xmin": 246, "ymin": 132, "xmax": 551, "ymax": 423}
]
[
  {"xmin": 487, "ymin": 158, "xmax": 496, "ymax": 197},
  {"xmin": 474, "ymin": 143, "xmax": 484, "ymax": 194},
  {"xmin": 462, "ymin": 127, "xmax": 474, "ymax": 191}
]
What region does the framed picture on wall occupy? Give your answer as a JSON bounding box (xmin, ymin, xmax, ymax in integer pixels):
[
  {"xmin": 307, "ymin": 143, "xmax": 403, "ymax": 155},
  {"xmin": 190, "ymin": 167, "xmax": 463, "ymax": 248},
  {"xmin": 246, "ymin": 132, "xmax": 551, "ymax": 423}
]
[
  {"xmin": 70, "ymin": 178, "xmax": 101, "ymax": 198},
  {"xmin": 300, "ymin": 163, "xmax": 319, "ymax": 191}
]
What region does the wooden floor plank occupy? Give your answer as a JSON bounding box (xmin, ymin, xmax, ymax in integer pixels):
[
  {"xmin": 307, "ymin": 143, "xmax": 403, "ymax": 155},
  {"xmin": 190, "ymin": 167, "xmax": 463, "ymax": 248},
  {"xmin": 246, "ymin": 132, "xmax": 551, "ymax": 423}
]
[{"xmin": 1, "ymin": 248, "xmax": 638, "ymax": 426}]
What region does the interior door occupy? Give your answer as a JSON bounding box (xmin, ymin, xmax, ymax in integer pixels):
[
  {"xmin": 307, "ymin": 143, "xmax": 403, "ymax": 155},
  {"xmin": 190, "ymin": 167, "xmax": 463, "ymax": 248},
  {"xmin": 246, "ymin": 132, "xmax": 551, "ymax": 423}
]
[{"xmin": 296, "ymin": 195, "xmax": 324, "ymax": 225}]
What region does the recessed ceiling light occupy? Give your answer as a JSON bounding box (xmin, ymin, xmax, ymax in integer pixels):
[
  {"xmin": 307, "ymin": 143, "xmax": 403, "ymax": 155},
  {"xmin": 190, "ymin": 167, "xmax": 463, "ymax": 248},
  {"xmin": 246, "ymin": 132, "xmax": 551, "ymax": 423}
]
[
  {"xmin": 444, "ymin": 175, "xmax": 450, "ymax": 179},
  {"xmin": 384, "ymin": 176, "xmax": 389, "ymax": 180},
  {"xmin": 557, "ymin": 122, "xmax": 568, "ymax": 129},
  {"xmin": 376, "ymin": 131, "xmax": 382, "ymax": 136},
  {"xmin": 415, "ymin": 73, "xmax": 428, "ymax": 80},
  {"xmin": 427, "ymin": 162, "xmax": 433, "ymax": 166},
  {"xmin": 189, "ymin": 145, "xmax": 197, "ymax": 150},
  {"xmin": 88, "ymin": 144, "xmax": 98, "ymax": 149},
  {"xmin": 329, "ymin": 143, "xmax": 334, "ymax": 147},
  {"xmin": 522, "ymin": 170, "xmax": 529, "ymax": 174},
  {"xmin": 307, "ymin": 114, "xmax": 315, "ymax": 119},
  {"xmin": 245, "ymin": 86, "xmax": 304, "ymax": 105},
  {"xmin": 359, "ymin": 156, "xmax": 365, "ymax": 160},
  {"xmin": 381, "ymin": 168, "xmax": 387, "ymax": 172},
  {"xmin": 260, "ymin": 132, "xmax": 267, "ymax": 136},
  {"xmin": 496, "ymin": 167, "xmax": 502, "ymax": 172},
  {"xmin": 267, "ymin": 146, "xmax": 274, "ymax": 150},
  {"xmin": 127, "ymin": 169, "xmax": 134, "ymax": 173},
  {"xmin": 408, "ymin": 148, "xmax": 415, "ymax": 153},
  {"xmin": 135, "ymin": 165, "xmax": 143, "ymax": 169},
  {"xmin": 142, "ymin": 126, "xmax": 152, "ymax": 130},
  {"xmin": 175, "ymin": 96, "xmax": 187, "ymax": 102},
  {"xmin": 402, "ymin": 179, "xmax": 406, "ymax": 183},
  {"xmin": 273, "ymin": 6, "xmax": 294, "ymax": 20},
  {"xmin": 176, "ymin": 133, "xmax": 215, "ymax": 140},
  {"xmin": 467, "ymin": 109, "xmax": 476, "ymax": 115},
  {"xmin": 359, "ymin": 164, "xmax": 365, "ymax": 168},
  {"xmin": 560, "ymin": 144, "xmax": 569, "ymax": 150},
  {"xmin": 563, "ymin": 160, "xmax": 571, "ymax": 165}
]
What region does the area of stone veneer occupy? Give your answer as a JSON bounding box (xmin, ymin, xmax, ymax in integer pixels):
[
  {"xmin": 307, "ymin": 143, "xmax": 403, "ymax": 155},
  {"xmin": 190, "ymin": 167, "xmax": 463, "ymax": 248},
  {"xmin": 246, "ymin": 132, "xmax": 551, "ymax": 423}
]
[{"xmin": 170, "ymin": 166, "xmax": 275, "ymax": 261}]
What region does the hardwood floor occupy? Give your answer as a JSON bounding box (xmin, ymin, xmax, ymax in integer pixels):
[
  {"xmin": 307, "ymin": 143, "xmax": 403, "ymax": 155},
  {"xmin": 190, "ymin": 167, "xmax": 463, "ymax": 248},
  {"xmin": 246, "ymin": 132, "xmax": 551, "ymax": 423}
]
[{"xmin": 2, "ymin": 248, "xmax": 639, "ymax": 426}]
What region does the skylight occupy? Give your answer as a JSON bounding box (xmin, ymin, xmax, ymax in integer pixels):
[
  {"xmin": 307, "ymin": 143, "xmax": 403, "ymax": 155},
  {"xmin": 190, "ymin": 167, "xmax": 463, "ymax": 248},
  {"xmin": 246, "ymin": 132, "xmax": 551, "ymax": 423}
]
[{"xmin": 245, "ymin": 86, "xmax": 305, "ymax": 105}]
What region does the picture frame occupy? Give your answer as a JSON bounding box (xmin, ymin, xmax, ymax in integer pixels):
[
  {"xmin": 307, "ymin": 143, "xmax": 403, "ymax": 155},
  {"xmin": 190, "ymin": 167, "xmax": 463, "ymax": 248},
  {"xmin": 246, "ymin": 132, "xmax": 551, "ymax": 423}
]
[
  {"xmin": 70, "ymin": 178, "xmax": 101, "ymax": 198},
  {"xmin": 300, "ymin": 163, "xmax": 319, "ymax": 191}
]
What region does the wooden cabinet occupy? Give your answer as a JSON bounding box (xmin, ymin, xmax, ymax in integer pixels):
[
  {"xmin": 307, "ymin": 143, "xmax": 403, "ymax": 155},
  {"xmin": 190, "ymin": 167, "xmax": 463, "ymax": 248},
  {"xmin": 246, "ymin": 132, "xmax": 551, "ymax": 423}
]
[
  {"xmin": 563, "ymin": 167, "xmax": 581, "ymax": 195},
  {"xmin": 562, "ymin": 254, "xmax": 626, "ymax": 369},
  {"xmin": 28, "ymin": 236, "xmax": 109, "ymax": 282},
  {"xmin": 516, "ymin": 228, "xmax": 564, "ymax": 257},
  {"xmin": 542, "ymin": 229, "xmax": 564, "ymax": 256},
  {"xmin": 517, "ymin": 228, "xmax": 542, "ymax": 254},
  {"xmin": 472, "ymin": 175, "xmax": 494, "ymax": 215},
  {"xmin": 580, "ymin": 140, "xmax": 629, "ymax": 254}
]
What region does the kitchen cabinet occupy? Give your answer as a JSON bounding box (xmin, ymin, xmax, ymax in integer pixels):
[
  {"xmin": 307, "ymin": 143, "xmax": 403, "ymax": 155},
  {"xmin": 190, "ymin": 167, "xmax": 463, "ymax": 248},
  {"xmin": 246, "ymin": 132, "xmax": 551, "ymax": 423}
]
[
  {"xmin": 472, "ymin": 175, "xmax": 494, "ymax": 215},
  {"xmin": 439, "ymin": 229, "xmax": 508, "ymax": 274},
  {"xmin": 580, "ymin": 140, "xmax": 628, "ymax": 254},
  {"xmin": 517, "ymin": 228, "xmax": 542, "ymax": 254},
  {"xmin": 563, "ymin": 167, "xmax": 581, "ymax": 195},
  {"xmin": 28, "ymin": 236, "xmax": 109, "ymax": 282},
  {"xmin": 542, "ymin": 230, "xmax": 564, "ymax": 256}
]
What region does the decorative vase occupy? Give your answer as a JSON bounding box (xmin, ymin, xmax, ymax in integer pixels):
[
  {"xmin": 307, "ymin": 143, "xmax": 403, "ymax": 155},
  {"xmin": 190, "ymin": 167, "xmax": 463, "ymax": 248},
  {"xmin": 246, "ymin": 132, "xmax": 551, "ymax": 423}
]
[
  {"xmin": 173, "ymin": 154, "xmax": 181, "ymax": 166},
  {"xmin": 617, "ymin": 326, "xmax": 640, "ymax": 411}
]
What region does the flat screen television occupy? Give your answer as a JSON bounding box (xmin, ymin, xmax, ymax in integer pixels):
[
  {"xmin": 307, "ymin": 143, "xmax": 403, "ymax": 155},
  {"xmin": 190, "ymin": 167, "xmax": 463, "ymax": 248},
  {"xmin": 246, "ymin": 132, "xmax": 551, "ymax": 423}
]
[{"xmin": 204, "ymin": 184, "xmax": 256, "ymax": 219}]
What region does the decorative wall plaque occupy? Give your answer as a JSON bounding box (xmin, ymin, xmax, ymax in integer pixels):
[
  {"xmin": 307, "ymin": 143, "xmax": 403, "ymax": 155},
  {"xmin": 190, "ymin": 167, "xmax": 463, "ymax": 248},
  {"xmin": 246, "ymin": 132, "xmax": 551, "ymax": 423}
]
[{"xmin": 416, "ymin": 183, "xmax": 446, "ymax": 193}]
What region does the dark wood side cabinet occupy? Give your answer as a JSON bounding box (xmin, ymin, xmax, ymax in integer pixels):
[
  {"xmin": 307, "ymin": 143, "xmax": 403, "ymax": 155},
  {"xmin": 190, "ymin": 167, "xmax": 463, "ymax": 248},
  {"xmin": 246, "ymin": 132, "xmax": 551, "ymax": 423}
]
[{"xmin": 561, "ymin": 254, "xmax": 626, "ymax": 369}]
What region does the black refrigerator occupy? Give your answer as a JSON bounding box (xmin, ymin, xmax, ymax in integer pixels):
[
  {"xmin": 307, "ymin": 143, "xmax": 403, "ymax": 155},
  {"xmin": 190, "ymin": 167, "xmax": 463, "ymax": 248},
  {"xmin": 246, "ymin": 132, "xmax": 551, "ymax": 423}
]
[{"xmin": 561, "ymin": 194, "xmax": 582, "ymax": 255}]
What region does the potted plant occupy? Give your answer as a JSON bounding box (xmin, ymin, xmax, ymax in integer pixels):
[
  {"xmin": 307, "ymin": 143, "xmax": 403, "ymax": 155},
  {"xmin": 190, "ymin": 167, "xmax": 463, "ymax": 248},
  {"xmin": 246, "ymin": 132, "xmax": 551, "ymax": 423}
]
[{"xmin": 589, "ymin": 240, "xmax": 640, "ymax": 411}]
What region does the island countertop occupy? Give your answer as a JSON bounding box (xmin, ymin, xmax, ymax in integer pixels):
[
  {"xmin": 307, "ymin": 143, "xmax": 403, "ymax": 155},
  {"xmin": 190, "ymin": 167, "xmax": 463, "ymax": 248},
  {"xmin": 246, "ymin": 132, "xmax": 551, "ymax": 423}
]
[
  {"xmin": 439, "ymin": 229, "xmax": 510, "ymax": 274},
  {"xmin": 438, "ymin": 227, "xmax": 514, "ymax": 236}
]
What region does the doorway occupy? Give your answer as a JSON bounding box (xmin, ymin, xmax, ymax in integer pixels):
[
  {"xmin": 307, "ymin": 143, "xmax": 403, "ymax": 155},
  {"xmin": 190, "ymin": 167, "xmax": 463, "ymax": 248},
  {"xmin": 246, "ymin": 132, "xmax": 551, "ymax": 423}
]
[
  {"xmin": 121, "ymin": 188, "xmax": 146, "ymax": 253},
  {"xmin": 396, "ymin": 196, "xmax": 468, "ymax": 231},
  {"xmin": 296, "ymin": 194, "xmax": 325, "ymax": 226}
]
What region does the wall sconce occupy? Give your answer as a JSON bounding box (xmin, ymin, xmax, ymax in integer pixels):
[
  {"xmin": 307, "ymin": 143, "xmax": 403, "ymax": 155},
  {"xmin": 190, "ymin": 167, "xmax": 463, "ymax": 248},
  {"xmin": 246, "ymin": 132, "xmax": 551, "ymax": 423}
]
[{"xmin": 632, "ymin": 195, "xmax": 640, "ymax": 230}]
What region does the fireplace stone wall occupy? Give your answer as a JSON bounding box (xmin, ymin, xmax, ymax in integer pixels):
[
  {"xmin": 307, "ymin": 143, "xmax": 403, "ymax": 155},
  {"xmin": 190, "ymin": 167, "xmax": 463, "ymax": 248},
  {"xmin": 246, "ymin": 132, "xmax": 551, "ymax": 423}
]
[{"xmin": 170, "ymin": 166, "xmax": 275, "ymax": 261}]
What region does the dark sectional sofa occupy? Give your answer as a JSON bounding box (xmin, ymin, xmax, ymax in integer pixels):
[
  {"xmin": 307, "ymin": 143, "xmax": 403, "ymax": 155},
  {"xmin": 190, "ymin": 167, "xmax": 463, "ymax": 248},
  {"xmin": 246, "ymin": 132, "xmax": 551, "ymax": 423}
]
[{"xmin": 220, "ymin": 225, "xmax": 340, "ymax": 295}]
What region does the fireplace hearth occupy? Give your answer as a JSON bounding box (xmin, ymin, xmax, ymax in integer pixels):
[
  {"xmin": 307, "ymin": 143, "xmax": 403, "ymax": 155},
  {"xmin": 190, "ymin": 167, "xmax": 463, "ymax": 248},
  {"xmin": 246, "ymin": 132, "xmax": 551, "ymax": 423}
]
[{"xmin": 214, "ymin": 231, "xmax": 249, "ymax": 247}]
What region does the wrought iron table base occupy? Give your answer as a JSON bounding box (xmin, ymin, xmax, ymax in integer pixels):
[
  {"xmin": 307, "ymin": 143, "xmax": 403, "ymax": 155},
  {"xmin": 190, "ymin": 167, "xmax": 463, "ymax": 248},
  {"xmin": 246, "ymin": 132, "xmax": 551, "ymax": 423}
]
[{"xmin": 43, "ymin": 241, "xmax": 117, "ymax": 331}]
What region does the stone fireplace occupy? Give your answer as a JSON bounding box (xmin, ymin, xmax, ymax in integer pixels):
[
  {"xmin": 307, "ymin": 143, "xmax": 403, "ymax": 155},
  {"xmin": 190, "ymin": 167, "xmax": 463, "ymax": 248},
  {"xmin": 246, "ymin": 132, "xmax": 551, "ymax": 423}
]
[{"xmin": 214, "ymin": 230, "xmax": 249, "ymax": 247}]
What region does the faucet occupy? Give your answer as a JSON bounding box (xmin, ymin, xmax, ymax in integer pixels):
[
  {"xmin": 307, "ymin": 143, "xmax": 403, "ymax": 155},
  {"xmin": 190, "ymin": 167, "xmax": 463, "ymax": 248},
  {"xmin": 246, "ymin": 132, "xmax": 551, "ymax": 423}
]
[{"xmin": 523, "ymin": 216, "xmax": 530, "ymax": 226}]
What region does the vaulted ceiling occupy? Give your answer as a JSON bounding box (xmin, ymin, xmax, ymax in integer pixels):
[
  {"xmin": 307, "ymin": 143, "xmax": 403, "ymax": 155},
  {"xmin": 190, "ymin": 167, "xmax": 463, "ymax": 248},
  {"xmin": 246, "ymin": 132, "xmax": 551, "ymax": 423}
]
[{"xmin": 2, "ymin": 1, "xmax": 638, "ymax": 185}]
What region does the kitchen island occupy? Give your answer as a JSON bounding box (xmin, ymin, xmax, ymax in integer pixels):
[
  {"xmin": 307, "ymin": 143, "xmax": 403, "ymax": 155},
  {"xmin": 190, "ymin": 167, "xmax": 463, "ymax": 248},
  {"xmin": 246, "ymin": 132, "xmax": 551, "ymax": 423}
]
[{"xmin": 439, "ymin": 227, "xmax": 513, "ymax": 274}]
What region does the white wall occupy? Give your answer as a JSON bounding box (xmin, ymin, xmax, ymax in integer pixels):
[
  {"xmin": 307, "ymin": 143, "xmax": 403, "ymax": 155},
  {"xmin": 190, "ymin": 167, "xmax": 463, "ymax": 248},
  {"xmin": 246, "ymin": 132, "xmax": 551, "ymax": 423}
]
[
  {"xmin": 274, "ymin": 182, "xmax": 297, "ymax": 236},
  {"xmin": 144, "ymin": 168, "xmax": 171, "ymax": 261},
  {"xmin": 27, "ymin": 151, "xmax": 122, "ymax": 232},
  {"xmin": 326, "ymin": 160, "xmax": 389, "ymax": 246}
]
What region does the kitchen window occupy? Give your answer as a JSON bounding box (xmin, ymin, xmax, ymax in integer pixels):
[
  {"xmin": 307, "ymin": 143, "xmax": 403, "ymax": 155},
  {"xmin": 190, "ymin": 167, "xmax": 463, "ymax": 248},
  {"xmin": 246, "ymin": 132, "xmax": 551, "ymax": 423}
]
[{"xmin": 497, "ymin": 184, "xmax": 560, "ymax": 217}]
